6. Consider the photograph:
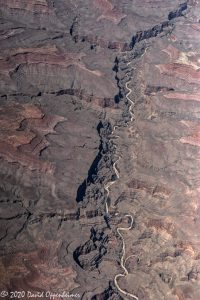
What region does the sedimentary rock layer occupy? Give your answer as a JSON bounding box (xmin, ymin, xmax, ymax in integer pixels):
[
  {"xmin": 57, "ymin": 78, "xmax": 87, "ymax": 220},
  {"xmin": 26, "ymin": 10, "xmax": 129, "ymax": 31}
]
[{"xmin": 0, "ymin": 0, "xmax": 200, "ymax": 299}]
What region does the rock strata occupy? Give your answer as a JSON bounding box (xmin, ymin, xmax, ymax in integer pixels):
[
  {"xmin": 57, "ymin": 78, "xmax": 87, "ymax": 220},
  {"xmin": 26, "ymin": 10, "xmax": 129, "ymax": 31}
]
[{"xmin": 0, "ymin": 0, "xmax": 200, "ymax": 299}]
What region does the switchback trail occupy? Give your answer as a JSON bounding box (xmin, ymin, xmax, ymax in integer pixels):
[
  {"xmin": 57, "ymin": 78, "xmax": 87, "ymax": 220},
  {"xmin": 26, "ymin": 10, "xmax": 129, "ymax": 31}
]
[{"xmin": 104, "ymin": 57, "xmax": 139, "ymax": 299}]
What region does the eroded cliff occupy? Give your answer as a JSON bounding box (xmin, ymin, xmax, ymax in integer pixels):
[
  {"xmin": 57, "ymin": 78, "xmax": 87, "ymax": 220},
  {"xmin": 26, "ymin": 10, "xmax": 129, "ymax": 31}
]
[{"xmin": 0, "ymin": 1, "xmax": 200, "ymax": 299}]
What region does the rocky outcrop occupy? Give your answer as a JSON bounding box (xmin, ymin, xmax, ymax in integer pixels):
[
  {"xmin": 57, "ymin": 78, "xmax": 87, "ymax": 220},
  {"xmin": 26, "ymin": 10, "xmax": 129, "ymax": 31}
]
[
  {"xmin": 73, "ymin": 227, "xmax": 108, "ymax": 270},
  {"xmin": 1, "ymin": 0, "xmax": 200, "ymax": 299},
  {"xmin": 76, "ymin": 120, "xmax": 115, "ymax": 215}
]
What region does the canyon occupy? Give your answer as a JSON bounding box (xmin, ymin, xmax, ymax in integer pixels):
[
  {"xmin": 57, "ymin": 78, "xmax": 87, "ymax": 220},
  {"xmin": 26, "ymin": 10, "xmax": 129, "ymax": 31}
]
[{"xmin": 0, "ymin": 0, "xmax": 200, "ymax": 299}]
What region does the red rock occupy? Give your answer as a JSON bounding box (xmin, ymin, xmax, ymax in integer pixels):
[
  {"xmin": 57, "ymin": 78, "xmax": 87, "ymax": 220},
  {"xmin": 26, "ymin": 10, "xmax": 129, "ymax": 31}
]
[
  {"xmin": 0, "ymin": 0, "xmax": 53, "ymax": 15},
  {"xmin": 1, "ymin": 0, "xmax": 200, "ymax": 298},
  {"xmin": 0, "ymin": 243, "xmax": 79, "ymax": 293},
  {"xmin": 164, "ymin": 92, "xmax": 200, "ymax": 102},
  {"xmin": 157, "ymin": 63, "xmax": 200, "ymax": 84}
]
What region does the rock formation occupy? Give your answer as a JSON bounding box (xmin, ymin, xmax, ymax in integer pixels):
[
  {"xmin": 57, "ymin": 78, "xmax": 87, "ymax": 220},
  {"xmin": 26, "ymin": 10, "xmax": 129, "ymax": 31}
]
[{"xmin": 0, "ymin": 0, "xmax": 200, "ymax": 299}]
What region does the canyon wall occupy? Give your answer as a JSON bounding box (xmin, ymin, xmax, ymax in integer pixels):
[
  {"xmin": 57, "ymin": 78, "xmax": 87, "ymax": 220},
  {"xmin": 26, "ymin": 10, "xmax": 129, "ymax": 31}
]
[{"xmin": 0, "ymin": 1, "xmax": 200, "ymax": 299}]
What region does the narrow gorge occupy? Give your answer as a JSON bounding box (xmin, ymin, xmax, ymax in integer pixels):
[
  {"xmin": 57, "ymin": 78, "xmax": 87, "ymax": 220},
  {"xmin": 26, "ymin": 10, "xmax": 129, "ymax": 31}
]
[{"xmin": 0, "ymin": 1, "xmax": 200, "ymax": 299}]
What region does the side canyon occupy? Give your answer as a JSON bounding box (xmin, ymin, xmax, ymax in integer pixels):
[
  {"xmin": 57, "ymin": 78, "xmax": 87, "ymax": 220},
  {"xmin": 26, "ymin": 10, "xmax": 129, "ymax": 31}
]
[{"xmin": 0, "ymin": 1, "xmax": 200, "ymax": 299}]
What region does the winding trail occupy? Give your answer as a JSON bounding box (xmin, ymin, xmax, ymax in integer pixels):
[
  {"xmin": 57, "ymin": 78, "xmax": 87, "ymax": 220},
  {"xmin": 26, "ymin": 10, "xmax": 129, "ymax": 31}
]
[
  {"xmin": 114, "ymin": 214, "xmax": 138, "ymax": 300},
  {"xmin": 104, "ymin": 58, "xmax": 138, "ymax": 299}
]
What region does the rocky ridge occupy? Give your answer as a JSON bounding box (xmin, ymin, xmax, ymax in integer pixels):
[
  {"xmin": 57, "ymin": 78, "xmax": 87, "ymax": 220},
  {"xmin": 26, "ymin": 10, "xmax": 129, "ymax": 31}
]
[{"xmin": 0, "ymin": 0, "xmax": 200, "ymax": 299}]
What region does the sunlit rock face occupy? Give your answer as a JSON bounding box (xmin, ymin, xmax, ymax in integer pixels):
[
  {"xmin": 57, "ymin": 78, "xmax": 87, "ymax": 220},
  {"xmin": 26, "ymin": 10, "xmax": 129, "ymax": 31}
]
[{"xmin": 0, "ymin": 0, "xmax": 200, "ymax": 299}]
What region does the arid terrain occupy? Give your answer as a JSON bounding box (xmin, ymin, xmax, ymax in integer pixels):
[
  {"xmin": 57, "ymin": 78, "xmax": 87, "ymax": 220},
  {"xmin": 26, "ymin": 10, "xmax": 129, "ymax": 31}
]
[{"xmin": 0, "ymin": 0, "xmax": 200, "ymax": 299}]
